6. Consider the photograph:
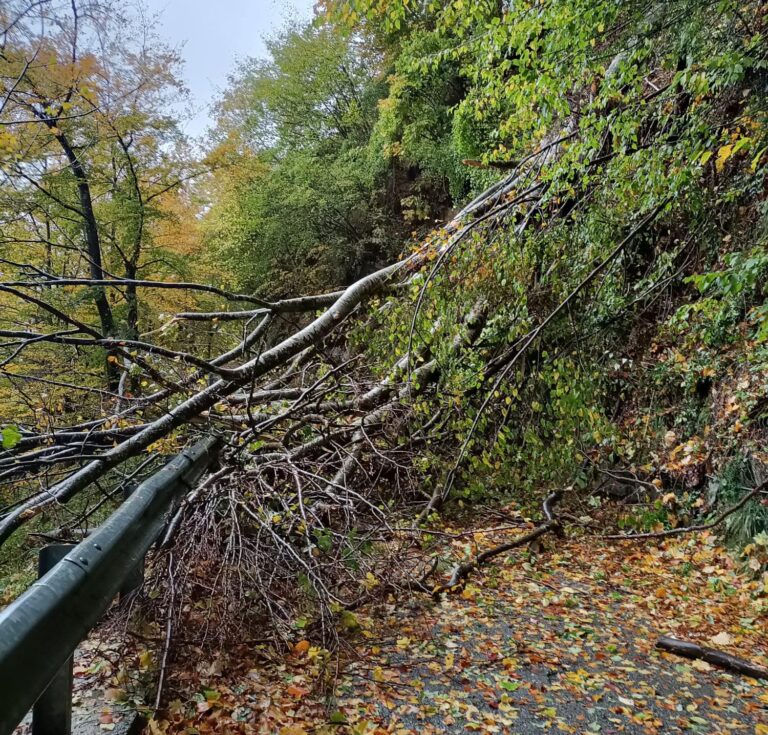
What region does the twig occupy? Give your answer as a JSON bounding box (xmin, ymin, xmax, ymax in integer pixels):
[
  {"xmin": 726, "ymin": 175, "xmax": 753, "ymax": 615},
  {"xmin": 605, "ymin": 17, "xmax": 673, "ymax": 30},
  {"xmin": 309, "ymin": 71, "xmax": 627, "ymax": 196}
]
[
  {"xmin": 603, "ymin": 481, "xmax": 768, "ymax": 540},
  {"xmin": 154, "ymin": 553, "xmax": 175, "ymax": 714}
]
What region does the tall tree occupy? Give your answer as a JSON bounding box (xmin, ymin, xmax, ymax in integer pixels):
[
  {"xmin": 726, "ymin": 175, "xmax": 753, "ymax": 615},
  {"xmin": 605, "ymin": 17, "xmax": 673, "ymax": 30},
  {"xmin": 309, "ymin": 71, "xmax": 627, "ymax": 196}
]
[
  {"xmin": 0, "ymin": 0, "xmax": 194, "ymax": 387},
  {"xmin": 204, "ymin": 22, "xmax": 404, "ymax": 295}
]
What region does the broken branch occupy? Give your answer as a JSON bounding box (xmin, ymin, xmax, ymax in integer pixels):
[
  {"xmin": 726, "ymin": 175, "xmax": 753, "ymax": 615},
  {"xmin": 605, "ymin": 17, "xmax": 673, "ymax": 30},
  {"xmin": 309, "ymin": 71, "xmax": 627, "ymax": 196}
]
[{"xmin": 656, "ymin": 636, "xmax": 768, "ymax": 681}]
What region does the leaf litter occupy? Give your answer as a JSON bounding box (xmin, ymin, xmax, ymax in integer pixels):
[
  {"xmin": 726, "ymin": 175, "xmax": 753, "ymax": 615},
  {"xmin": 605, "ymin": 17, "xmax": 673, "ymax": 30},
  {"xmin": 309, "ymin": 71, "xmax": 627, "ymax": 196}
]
[{"xmin": 153, "ymin": 531, "xmax": 767, "ymax": 734}]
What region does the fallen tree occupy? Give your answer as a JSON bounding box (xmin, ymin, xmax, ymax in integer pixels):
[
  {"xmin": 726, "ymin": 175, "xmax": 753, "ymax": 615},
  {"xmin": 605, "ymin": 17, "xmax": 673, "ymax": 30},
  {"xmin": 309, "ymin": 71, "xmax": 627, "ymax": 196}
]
[{"xmin": 2, "ymin": 0, "xmax": 767, "ymax": 651}]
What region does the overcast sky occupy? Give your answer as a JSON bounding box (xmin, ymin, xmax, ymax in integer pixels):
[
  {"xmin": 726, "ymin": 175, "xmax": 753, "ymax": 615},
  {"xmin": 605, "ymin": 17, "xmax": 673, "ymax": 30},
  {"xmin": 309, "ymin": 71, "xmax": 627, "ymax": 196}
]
[{"xmin": 141, "ymin": 0, "xmax": 316, "ymax": 138}]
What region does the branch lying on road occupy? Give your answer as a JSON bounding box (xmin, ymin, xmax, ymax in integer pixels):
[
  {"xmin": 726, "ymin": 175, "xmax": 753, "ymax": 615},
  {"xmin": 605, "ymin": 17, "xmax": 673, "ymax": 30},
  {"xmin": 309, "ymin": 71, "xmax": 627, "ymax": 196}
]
[
  {"xmin": 602, "ymin": 480, "xmax": 768, "ymax": 541},
  {"xmin": 432, "ymin": 489, "xmax": 564, "ymax": 596},
  {"xmin": 656, "ymin": 636, "xmax": 768, "ymax": 681}
]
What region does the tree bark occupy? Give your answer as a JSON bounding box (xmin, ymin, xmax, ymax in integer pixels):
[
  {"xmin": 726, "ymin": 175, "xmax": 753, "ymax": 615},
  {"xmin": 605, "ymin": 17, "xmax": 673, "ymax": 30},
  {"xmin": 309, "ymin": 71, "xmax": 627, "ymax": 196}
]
[
  {"xmin": 49, "ymin": 125, "xmax": 120, "ymax": 388},
  {"xmin": 656, "ymin": 636, "xmax": 768, "ymax": 681}
]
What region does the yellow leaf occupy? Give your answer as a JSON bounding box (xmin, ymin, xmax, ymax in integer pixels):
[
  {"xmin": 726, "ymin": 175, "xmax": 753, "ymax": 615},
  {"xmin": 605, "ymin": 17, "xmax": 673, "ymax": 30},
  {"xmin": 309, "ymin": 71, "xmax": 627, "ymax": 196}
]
[
  {"xmin": 147, "ymin": 719, "xmax": 167, "ymax": 735},
  {"xmin": 691, "ymin": 659, "xmax": 712, "ymax": 672},
  {"xmin": 750, "ymin": 145, "xmax": 767, "ymax": 171},
  {"xmin": 716, "ymin": 143, "xmax": 734, "ymax": 172}
]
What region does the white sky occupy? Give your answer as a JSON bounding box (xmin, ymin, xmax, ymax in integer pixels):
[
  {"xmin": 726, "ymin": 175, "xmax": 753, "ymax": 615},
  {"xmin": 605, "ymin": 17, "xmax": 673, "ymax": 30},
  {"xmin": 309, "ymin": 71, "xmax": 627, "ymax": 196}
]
[{"xmin": 141, "ymin": 0, "xmax": 316, "ymax": 138}]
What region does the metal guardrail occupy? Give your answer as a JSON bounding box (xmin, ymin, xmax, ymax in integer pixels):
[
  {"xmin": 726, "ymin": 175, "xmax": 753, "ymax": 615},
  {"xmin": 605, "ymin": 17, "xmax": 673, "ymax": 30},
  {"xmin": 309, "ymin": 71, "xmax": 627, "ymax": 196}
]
[{"xmin": 0, "ymin": 435, "xmax": 220, "ymax": 735}]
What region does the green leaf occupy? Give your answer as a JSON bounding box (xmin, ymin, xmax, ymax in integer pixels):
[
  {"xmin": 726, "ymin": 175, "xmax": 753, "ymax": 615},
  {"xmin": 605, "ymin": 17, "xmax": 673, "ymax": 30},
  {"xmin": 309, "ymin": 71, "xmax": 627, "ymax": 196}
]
[
  {"xmin": 2, "ymin": 426, "xmax": 21, "ymax": 450},
  {"xmin": 314, "ymin": 529, "xmax": 333, "ymax": 552},
  {"xmin": 328, "ymin": 711, "xmax": 347, "ymax": 724},
  {"xmin": 339, "ymin": 610, "xmax": 360, "ymax": 631},
  {"xmin": 202, "ymin": 688, "xmax": 220, "ymax": 702}
]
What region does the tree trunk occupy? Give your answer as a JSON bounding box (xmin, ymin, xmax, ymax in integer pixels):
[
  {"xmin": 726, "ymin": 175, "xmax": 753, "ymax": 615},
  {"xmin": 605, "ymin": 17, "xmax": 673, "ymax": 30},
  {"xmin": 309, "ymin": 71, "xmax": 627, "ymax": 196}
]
[{"xmin": 52, "ymin": 129, "xmax": 120, "ymax": 389}]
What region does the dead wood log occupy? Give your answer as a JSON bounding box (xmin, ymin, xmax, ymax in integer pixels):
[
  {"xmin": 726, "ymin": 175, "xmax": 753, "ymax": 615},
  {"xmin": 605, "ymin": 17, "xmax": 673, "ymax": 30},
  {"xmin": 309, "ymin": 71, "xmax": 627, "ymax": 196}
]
[{"xmin": 656, "ymin": 636, "xmax": 768, "ymax": 681}]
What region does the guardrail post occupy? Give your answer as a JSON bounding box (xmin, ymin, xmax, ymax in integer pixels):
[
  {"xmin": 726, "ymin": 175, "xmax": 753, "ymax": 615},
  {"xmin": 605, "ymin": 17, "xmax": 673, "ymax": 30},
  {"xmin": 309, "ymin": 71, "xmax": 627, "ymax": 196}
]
[
  {"xmin": 120, "ymin": 483, "xmax": 144, "ymax": 599},
  {"xmin": 33, "ymin": 544, "xmax": 75, "ymax": 735}
]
